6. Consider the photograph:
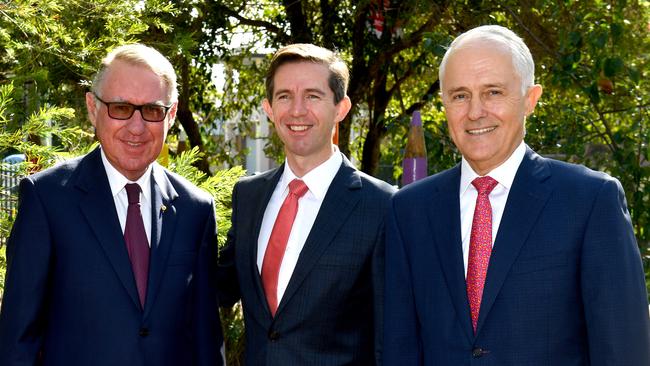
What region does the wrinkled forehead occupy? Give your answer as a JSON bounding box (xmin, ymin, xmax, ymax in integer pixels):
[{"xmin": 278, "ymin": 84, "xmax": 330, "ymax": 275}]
[{"xmin": 443, "ymin": 44, "xmax": 517, "ymax": 86}]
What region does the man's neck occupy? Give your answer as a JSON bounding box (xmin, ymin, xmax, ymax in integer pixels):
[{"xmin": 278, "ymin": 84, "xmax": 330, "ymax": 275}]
[{"xmin": 286, "ymin": 148, "xmax": 336, "ymax": 178}]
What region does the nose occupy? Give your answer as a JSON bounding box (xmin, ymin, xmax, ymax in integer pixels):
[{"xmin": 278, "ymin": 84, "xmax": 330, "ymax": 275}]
[
  {"xmin": 126, "ymin": 110, "xmax": 147, "ymax": 134},
  {"xmin": 289, "ymin": 97, "xmax": 307, "ymax": 117},
  {"xmin": 467, "ymin": 96, "xmax": 487, "ymax": 121}
]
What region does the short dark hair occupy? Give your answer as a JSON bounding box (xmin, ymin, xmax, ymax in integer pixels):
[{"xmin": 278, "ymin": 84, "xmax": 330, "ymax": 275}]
[{"xmin": 265, "ymin": 43, "xmax": 349, "ymax": 105}]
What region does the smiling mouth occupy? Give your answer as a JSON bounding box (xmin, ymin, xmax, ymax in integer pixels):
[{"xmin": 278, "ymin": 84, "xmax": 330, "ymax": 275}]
[
  {"xmin": 288, "ymin": 125, "xmax": 310, "ymax": 132},
  {"xmin": 125, "ymin": 141, "xmax": 144, "ymax": 147},
  {"xmin": 467, "ymin": 126, "xmax": 496, "ymax": 135}
]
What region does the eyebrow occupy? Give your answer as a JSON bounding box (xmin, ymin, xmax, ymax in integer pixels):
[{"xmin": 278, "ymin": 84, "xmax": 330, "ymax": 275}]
[
  {"xmin": 274, "ymin": 88, "xmax": 327, "ymax": 97},
  {"xmin": 446, "ymin": 83, "xmax": 508, "ymax": 94},
  {"xmin": 446, "ymin": 86, "xmax": 468, "ymax": 95}
]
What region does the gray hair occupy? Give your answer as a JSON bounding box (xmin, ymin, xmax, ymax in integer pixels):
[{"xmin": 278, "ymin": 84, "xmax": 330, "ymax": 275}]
[
  {"xmin": 91, "ymin": 44, "xmax": 178, "ymax": 103},
  {"xmin": 439, "ymin": 25, "xmax": 535, "ymax": 95}
]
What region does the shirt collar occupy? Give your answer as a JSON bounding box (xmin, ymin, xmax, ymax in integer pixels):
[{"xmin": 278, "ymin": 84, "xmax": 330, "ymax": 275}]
[
  {"xmin": 459, "ymin": 141, "xmax": 526, "ymax": 196},
  {"xmin": 100, "ymin": 147, "xmax": 153, "ymax": 201},
  {"xmin": 280, "ymin": 147, "xmax": 342, "ymax": 200}
]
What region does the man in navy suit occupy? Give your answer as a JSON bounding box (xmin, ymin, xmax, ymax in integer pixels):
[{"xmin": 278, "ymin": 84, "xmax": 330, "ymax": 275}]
[
  {"xmin": 384, "ymin": 25, "xmax": 650, "ymax": 365},
  {"xmin": 0, "ymin": 44, "xmax": 224, "ymax": 365},
  {"xmin": 218, "ymin": 44, "xmax": 395, "ymax": 365}
]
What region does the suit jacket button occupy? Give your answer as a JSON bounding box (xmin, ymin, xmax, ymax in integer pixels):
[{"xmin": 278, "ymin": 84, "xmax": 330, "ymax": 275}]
[
  {"xmin": 139, "ymin": 327, "xmax": 149, "ymax": 337},
  {"xmin": 472, "ymin": 347, "xmax": 484, "ymax": 358},
  {"xmin": 268, "ymin": 331, "xmax": 280, "ymax": 341}
]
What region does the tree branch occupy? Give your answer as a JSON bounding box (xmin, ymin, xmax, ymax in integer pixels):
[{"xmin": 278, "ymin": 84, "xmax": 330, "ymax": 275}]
[
  {"xmin": 215, "ymin": 3, "xmax": 285, "ymax": 37},
  {"xmin": 601, "ymin": 103, "xmax": 650, "ymax": 115}
]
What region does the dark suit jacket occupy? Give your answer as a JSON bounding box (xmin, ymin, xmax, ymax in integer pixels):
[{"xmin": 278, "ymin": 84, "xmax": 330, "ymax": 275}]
[
  {"xmin": 219, "ymin": 155, "xmax": 396, "ymax": 365},
  {"xmin": 384, "ymin": 146, "xmax": 650, "ymax": 365},
  {"xmin": 0, "ymin": 148, "xmax": 224, "ymax": 366}
]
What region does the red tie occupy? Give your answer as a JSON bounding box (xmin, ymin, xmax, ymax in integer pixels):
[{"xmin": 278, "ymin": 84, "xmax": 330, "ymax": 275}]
[
  {"xmin": 261, "ymin": 179, "xmax": 309, "ymax": 316},
  {"xmin": 467, "ymin": 176, "xmax": 498, "ymax": 333},
  {"xmin": 124, "ymin": 183, "xmax": 150, "ymax": 308}
]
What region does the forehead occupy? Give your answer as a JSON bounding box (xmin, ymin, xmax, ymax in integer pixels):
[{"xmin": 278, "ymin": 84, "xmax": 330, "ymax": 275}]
[
  {"xmin": 442, "ymin": 44, "xmax": 518, "ymax": 90},
  {"xmin": 100, "ymin": 60, "xmax": 167, "ymax": 101},
  {"xmin": 273, "ymin": 61, "xmax": 331, "ymax": 92}
]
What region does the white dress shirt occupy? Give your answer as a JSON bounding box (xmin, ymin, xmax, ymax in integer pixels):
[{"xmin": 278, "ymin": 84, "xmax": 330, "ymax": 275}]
[
  {"xmin": 459, "ymin": 142, "xmax": 526, "ymax": 276},
  {"xmin": 101, "ymin": 149, "xmax": 153, "ymax": 246},
  {"xmin": 257, "ymin": 150, "xmax": 343, "ymax": 303}
]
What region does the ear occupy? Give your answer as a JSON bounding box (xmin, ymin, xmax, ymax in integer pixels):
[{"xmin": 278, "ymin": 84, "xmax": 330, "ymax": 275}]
[
  {"xmin": 167, "ymin": 102, "xmax": 178, "ymax": 122},
  {"xmin": 262, "ymin": 98, "xmax": 274, "ymax": 121},
  {"xmin": 525, "ymin": 84, "xmax": 543, "ymax": 116},
  {"xmin": 335, "ymin": 96, "xmax": 352, "ymax": 122},
  {"xmin": 164, "ymin": 102, "xmax": 178, "ymax": 131},
  {"xmin": 85, "ymin": 92, "xmax": 98, "ymax": 127}
]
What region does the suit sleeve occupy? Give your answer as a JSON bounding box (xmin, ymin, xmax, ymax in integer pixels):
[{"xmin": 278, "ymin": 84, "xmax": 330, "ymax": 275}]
[
  {"xmin": 194, "ymin": 199, "xmax": 225, "ymax": 366},
  {"xmin": 216, "ymin": 181, "xmax": 242, "ymax": 307},
  {"xmin": 0, "ymin": 177, "xmax": 52, "ymax": 365},
  {"xmin": 580, "ymin": 178, "xmax": 650, "ymax": 365},
  {"xmin": 384, "ymin": 198, "xmax": 422, "ymax": 365}
]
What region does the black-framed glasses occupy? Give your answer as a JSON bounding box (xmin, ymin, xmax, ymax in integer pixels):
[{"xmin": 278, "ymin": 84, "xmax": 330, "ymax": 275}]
[{"xmin": 93, "ymin": 93, "xmax": 172, "ymax": 122}]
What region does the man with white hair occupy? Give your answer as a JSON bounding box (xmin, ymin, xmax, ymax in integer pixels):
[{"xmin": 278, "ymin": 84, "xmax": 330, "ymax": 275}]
[
  {"xmin": 0, "ymin": 44, "xmax": 224, "ymax": 365},
  {"xmin": 384, "ymin": 25, "xmax": 650, "ymax": 365}
]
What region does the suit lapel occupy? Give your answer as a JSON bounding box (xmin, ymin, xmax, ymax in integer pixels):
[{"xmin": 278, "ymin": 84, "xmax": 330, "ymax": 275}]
[
  {"xmin": 429, "ymin": 165, "xmax": 475, "ymax": 343},
  {"xmin": 275, "ymin": 158, "xmax": 361, "ymax": 316},
  {"xmin": 245, "ymin": 167, "xmax": 284, "ymax": 319},
  {"xmin": 77, "ymin": 149, "xmax": 141, "ymax": 309},
  {"xmin": 476, "ymin": 147, "xmax": 552, "ymax": 334},
  {"xmin": 143, "ymin": 165, "xmax": 178, "ymax": 317}
]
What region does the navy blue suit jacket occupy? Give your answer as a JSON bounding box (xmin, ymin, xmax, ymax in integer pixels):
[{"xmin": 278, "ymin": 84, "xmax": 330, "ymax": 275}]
[
  {"xmin": 0, "ymin": 148, "xmax": 224, "ymax": 366},
  {"xmin": 219, "ymin": 155, "xmax": 396, "ymax": 365},
  {"xmin": 384, "ymin": 147, "xmax": 650, "ymax": 365}
]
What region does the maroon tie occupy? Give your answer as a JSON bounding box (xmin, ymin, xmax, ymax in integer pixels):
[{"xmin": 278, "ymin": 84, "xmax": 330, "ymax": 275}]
[
  {"xmin": 467, "ymin": 176, "xmax": 498, "ymax": 333},
  {"xmin": 124, "ymin": 183, "xmax": 150, "ymax": 308},
  {"xmin": 261, "ymin": 179, "xmax": 309, "ymax": 316}
]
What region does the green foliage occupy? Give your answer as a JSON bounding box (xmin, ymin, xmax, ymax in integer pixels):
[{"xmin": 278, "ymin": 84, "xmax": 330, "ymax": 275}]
[{"xmin": 164, "ymin": 147, "xmax": 246, "ymax": 248}]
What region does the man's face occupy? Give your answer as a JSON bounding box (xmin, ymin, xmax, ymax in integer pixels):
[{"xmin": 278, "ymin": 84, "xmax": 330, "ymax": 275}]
[
  {"xmin": 85, "ymin": 60, "xmax": 176, "ymax": 181},
  {"xmin": 441, "ymin": 44, "xmax": 541, "ymax": 175},
  {"xmin": 262, "ymin": 61, "xmax": 351, "ymax": 173}
]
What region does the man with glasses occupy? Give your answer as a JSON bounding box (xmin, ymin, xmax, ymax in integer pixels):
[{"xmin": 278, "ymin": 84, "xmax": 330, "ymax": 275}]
[{"xmin": 0, "ymin": 44, "xmax": 225, "ymax": 366}]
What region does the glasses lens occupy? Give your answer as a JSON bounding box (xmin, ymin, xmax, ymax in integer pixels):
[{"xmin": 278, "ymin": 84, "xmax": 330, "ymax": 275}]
[
  {"xmin": 107, "ymin": 103, "xmax": 135, "ymax": 120},
  {"xmin": 142, "ymin": 105, "xmax": 168, "ymax": 122}
]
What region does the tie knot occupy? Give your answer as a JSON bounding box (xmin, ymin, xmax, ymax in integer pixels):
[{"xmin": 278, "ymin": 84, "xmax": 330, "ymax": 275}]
[
  {"xmin": 472, "ymin": 176, "xmax": 498, "ymax": 195},
  {"xmin": 288, "ymin": 179, "xmax": 309, "ymax": 198},
  {"xmin": 125, "ymin": 183, "xmax": 142, "ymax": 204}
]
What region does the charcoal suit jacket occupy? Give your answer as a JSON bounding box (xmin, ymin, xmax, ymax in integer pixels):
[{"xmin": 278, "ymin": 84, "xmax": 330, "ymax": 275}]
[{"xmin": 219, "ymin": 155, "xmax": 396, "ymax": 365}]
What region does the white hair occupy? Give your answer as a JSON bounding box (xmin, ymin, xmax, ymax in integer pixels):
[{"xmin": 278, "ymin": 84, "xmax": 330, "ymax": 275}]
[
  {"xmin": 91, "ymin": 44, "xmax": 178, "ymax": 103},
  {"xmin": 439, "ymin": 25, "xmax": 535, "ymax": 95}
]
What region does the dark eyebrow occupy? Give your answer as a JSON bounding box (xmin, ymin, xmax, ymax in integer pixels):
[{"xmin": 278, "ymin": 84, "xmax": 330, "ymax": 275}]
[
  {"xmin": 304, "ymin": 88, "xmax": 326, "ymax": 95},
  {"xmin": 273, "ymin": 88, "xmax": 327, "ymax": 97},
  {"xmin": 273, "ymin": 88, "xmax": 291, "ymax": 97}
]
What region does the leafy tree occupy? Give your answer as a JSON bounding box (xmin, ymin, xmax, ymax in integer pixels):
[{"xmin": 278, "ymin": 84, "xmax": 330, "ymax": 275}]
[{"xmin": 211, "ymin": 0, "xmax": 649, "ymax": 285}]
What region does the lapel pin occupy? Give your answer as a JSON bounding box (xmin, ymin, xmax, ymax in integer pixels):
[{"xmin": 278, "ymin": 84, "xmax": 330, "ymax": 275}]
[{"xmin": 161, "ymin": 205, "xmax": 167, "ymax": 213}]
